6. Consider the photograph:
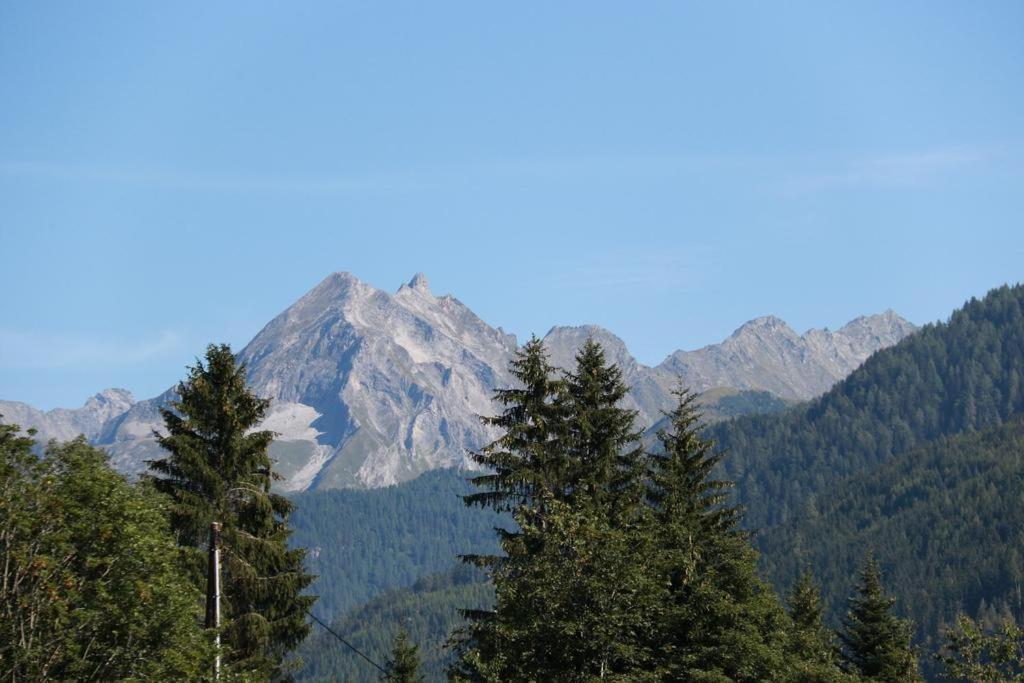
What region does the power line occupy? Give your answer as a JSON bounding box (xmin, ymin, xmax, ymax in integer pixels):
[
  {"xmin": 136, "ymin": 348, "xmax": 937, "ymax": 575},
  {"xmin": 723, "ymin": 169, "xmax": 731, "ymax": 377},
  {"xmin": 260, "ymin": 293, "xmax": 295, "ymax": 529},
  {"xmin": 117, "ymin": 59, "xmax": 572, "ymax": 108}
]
[
  {"xmin": 218, "ymin": 539, "xmax": 388, "ymax": 676},
  {"xmin": 305, "ymin": 608, "xmax": 388, "ymax": 676}
]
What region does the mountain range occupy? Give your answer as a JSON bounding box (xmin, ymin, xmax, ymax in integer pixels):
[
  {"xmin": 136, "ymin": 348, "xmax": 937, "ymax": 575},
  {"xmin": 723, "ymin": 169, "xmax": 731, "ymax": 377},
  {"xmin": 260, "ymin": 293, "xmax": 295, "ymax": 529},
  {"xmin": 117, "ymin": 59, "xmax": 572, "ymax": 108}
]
[{"xmin": 0, "ymin": 272, "xmax": 915, "ymax": 491}]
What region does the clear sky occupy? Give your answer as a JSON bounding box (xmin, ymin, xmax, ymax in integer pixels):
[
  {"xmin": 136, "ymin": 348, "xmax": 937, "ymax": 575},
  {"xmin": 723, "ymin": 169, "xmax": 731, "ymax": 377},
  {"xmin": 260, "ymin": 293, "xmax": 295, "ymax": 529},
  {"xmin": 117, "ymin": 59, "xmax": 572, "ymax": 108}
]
[{"xmin": 1, "ymin": 2, "xmax": 1022, "ymax": 409}]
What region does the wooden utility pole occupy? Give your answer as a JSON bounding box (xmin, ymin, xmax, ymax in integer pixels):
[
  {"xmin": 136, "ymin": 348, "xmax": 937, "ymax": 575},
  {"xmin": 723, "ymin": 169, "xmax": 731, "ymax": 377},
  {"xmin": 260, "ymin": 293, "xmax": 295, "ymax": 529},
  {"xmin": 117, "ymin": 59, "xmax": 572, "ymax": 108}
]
[{"xmin": 206, "ymin": 521, "xmax": 221, "ymax": 680}]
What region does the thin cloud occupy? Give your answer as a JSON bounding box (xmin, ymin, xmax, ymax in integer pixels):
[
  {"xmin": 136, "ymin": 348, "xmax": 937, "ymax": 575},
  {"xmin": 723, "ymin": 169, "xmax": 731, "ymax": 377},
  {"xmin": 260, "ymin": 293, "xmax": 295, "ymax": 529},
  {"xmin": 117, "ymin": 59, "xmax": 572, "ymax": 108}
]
[
  {"xmin": 551, "ymin": 246, "xmax": 715, "ymax": 290},
  {"xmin": 0, "ymin": 161, "xmax": 422, "ymax": 195},
  {"xmin": 0, "ymin": 154, "xmax": 765, "ymax": 195},
  {"xmin": 779, "ymin": 145, "xmax": 997, "ymax": 194},
  {"xmin": 0, "ymin": 328, "xmax": 184, "ymax": 370}
]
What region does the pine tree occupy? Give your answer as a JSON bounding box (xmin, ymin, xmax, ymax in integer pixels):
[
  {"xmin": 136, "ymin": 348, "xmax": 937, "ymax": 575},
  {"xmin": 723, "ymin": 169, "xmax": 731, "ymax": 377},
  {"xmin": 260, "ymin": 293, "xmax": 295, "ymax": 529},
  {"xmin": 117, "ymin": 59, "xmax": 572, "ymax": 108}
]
[
  {"xmin": 938, "ymin": 614, "xmax": 1024, "ymax": 681},
  {"xmin": 561, "ymin": 338, "xmax": 646, "ymax": 523},
  {"xmin": 786, "ymin": 570, "xmax": 847, "ymax": 681},
  {"xmin": 382, "ymin": 627, "xmax": 424, "ymax": 683},
  {"xmin": 451, "ymin": 338, "xmax": 658, "ymax": 681},
  {"xmin": 838, "ymin": 551, "xmax": 921, "ymax": 681},
  {"xmin": 464, "ymin": 336, "xmax": 566, "ymax": 519},
  {"xmin": 451, "ymin": 338, "xmax": 564, "ymax": 679},
  {"xmin": 147, "ymin": 343, "xmax": 316, "ymax": 679},
  {"xmin": 646, "ymin": 387, "xmax": 792, "ymax": 680}
]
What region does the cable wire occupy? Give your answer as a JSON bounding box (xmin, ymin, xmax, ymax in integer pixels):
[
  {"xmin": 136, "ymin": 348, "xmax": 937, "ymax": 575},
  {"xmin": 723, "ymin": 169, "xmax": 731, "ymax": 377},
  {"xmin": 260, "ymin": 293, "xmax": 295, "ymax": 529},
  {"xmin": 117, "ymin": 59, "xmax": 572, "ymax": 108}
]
[
  {"xmin": 305, "ymin": 608, "xmax": 389, "ymax": 676},
  {"xmin": 218, "ymin": 538, "xmax": 388, "ymax": 676}
]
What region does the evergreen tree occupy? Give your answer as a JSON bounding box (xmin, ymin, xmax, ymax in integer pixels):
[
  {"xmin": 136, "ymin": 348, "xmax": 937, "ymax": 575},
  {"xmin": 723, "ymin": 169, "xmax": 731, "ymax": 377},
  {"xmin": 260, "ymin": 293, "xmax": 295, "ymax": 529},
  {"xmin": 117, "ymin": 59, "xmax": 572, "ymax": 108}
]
[
  {"xmin": 838, "ymin": 552, "xmax": 920, "ymax": 681},
  {"xmin": 382, "ymin": 627, "xmax": 424, "ymax": 683},
  {"xmin": 451, "ymin": 339, "xmax": 658, "ymax": 681},
  {"xmin": 561, "ymin": 338, "xmax": 646, "ymax": 523},
  {"xmin": 937, "ymin": 614, "xmax": 1024, "ymax": 681},
  {"xmin": 786, "ymin": 570, "xmax": 847, "ymax": 681},
  {"xmin": 451, "ymin": 338, "xmax": 564, "ymax": 679},
  {"xmin": 147, "ymin": 343, "xmax": 316, "ymax": 679},
  {"xmin": 464, "ymin": 336, "xmax": 566, "ymax": 519},
  {"xmin": 646, "ymin": 387, "xmax": 793, "ymax": 680}
]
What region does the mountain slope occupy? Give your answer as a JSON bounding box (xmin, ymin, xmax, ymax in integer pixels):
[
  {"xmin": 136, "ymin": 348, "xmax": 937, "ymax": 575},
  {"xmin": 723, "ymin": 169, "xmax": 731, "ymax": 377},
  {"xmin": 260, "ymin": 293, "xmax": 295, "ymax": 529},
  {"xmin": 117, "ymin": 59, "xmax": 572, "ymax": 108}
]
[
  {"xmin": 288, "ymin": 468, "xmax": 504, "ymax": 619},
  {"xmin": 660, "ymin": 310, "xmax": 917, "ymax": 401},
  {"xmin": 0, "ymin": 388, "xmax": 134, "ymax": 445},
  {"xmin": 295, "ymin": 566, "xmax": 492, "ymax": 683},
  {"xmin": 711, "ymin": 284, "xmax": 1024, "ymax": 530},
  {"xmin": 1, "ymin": 271, "xmax": 914, "ymax": 491},
  {"xmin": 759, "ymin": 417, "xmax": 1024, "ymax": 656}
]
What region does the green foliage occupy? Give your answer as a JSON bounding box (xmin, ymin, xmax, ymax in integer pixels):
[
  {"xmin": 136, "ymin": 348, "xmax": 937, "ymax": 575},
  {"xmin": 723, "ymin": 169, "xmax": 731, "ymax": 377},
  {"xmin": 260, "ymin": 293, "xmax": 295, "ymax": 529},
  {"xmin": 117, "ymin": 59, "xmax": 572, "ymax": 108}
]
[
  {"xmin": 646, "ymin": 389, "xmax": 799, "ymax": 681},
  {"xmin": 451, "ymin": 338, "xmax": 660, "ymax": 681},
  {"xmin": 295, "ymin": 566, "xmax": 492, "ymax": 682},
  {"xmin": 712, "ymin": 283, "xmax": 1024, "ymax": 531},
  {"xmin": 451, "ymin": 341, "xmax": 818, "ymax": 681},
  {"xmin": 465, "ymin": 336, "xmax": 567, "ymax": 515},
  {"xmin": 562, "ymin": 338, "xmax": 646, "ymax": 521},
  {"xmin": 382, "ymin": 627, "xmax": 425, "ymax": 683},
  {"xmin": 148, "ymin": 343, "xmax": 316, "ymax": 679},
  {"xmin": 838, "ymin": 553, "xmax": 921, "ymax": 681},
  {"xmin": 937, "ymin": 615, "xmax": 1024, "ymax": 681},
  {"xmin": 0, "ymin": 423, "xmax": 211, "ymax": 680},
  {"xmin": 288, "ymin": 469, "xmax": 506, "ymax": 619},
  {"xmin": 761, "ymin": 417, "xmax": 1024, "ymax": 677},
  {"xmin": 785, "ymin": 571, "xmax": 850, "ymax": 681}
]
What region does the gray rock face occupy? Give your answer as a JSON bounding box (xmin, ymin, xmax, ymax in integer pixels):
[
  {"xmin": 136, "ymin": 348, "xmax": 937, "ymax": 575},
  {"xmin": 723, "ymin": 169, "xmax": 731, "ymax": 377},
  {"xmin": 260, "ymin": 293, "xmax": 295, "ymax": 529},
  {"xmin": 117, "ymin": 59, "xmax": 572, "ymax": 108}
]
[
  {"xmin": 659, "ymin": 310, "xmax": 918, "ymax": 400},
  {"xmin": 0, "ymin": 388, "xmax": 135, "ymax": 445},
  {"xmin": 542, "ymin": 325, "xmax": 676, "ymax": 426},
  {"xmin": 0, "ymin": 272, "xmax": 916, "ymax": 491}
]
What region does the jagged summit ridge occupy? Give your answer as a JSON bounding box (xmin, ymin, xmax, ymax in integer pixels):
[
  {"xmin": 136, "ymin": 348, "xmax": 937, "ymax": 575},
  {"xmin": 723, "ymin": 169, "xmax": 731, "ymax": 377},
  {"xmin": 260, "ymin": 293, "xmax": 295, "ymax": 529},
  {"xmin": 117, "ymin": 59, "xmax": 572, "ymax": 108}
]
[
  {"xmin": 0, "ymin": 388, "xmax": 135, "ymax": 444},
  {"xmin": 1, "ymin": 271, "xmax": 917, "ymax": 491},
  {"xmin": 662, "ymin": 311, "xmax": 917, "ymax": 400}
]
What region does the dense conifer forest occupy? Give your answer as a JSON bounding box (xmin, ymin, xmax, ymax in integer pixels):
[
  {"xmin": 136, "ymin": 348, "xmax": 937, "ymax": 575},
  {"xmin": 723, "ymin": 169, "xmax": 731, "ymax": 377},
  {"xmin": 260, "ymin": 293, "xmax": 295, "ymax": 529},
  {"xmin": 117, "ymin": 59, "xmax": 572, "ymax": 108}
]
[
  {"xmin": 293, "ymin": 283, "xmax": 1024, "ymax": 681},
  {"xmin": 289, "ymin": 470, "xmax": 505, "ymax": 618},
  {"xmin": 4, "ymin": 284, "xmax": 1024, "ymax": 681},
  {"xmin": 711, "ymin": 284, "xmax": 1024, "ymax": 530}
]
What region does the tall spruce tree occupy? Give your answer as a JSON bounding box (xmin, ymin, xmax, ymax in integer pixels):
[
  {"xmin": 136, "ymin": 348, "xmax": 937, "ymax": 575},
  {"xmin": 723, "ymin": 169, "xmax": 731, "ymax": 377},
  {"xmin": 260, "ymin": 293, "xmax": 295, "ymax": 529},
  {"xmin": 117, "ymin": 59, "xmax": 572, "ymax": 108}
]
[
  {"xmin": 451, "ymin": 338, "xmax": 563, "ymax": 678},
  {"xmin": 382, "ymin": 627, "xmax": 424, "ymax": 683},
  {"xmin": 464, "ymin": 336, "xmax": 566, "ymax": 518},
  {"xmin": 646, "ymin": 387, "xmax": 794, "ymax": 680},
  {"xmin": 786, "ymin": 570, "xmax": 849, "ymax": 681},
  {"xmin": 147, "ymin": 344, "xmax": 316, "ymax": 679},
  {"xmin": 561, "ymin": 338, "xmax": 646, "ymax": 522},
  {"xmin": 451, "ymin": 339, "xmax": 659, "ymax": 681},
  {"xmin": 838, "ymin": 552, "xmax": 920, "ymax": 681}
]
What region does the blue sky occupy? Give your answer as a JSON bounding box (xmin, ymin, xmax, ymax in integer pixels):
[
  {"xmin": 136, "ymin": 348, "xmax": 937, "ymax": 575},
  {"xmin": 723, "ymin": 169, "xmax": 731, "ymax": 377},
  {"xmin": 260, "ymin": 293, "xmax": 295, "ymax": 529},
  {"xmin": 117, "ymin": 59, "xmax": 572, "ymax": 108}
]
[{"xmin": 1, "ymin": 2, "xmax": 1022, "ymax": 409}]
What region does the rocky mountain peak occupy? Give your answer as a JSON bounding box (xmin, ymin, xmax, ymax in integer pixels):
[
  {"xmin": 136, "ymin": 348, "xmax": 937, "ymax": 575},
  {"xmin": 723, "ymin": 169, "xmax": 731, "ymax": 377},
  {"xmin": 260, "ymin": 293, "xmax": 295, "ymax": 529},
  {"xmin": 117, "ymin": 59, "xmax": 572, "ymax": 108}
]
[
  {"xmin": 83, "ymin": 388, "xmax": 135, "ymax": 416},
  {"xmin": 3, "ymin": 269, "xmax": 917, "ymax": 492},
  {"xmin": 396, "ymin": 273, "xmax": 432, "ymax": 297},
  {"xmin": 838, "ymin": 310, "xmax": 916, "ymax": 345},
  {"xmin": 543, "ymin": 325, "xmax": 635, "ymax": 373},
  {"xmin": 731, "ymin": 315, "xmax": 797, "ymax": 339},
  {"xmin": 660, "ymin": 312, "xmax": 917, "ymax": 401}
]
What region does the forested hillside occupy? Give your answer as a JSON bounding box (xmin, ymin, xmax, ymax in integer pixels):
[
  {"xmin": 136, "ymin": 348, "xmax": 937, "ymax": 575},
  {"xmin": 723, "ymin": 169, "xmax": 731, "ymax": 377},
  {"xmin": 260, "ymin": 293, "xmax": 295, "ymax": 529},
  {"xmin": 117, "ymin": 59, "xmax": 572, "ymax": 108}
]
[
  {"xmin": 289, "ymin": 469, "xmax": 505, "ymax": 618},
  {"xmin": 761, "ymin": 417, "xmax": 1024, "ymax": 657},
  {"xmin": 291, "ymin": 284, "xmax": 1024, "ymax": 681},
  {"xmin": 295, "ymin": 566, "xmax": 492, "ymax": 682},
  {"xmin": 712, "ymin": 284, "xmax": 1024, "ymax": 530}
]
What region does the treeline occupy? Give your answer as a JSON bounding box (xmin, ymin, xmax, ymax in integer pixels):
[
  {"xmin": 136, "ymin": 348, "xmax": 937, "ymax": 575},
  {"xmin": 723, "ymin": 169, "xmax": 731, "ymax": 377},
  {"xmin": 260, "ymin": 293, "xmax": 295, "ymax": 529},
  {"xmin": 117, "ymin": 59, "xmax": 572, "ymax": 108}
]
[
  {"xmin": 761, "ymin": 417, "xmax": 1024, "ymax": 671},
  {"xmin": 711, "ymin": 283, "xmax": 1024, "ymax": 530},
  {"xmin": 3, "ymin": 344, "xmax": 316, "ymax": 681},
  {"xmin": 444, "ymin": 338, "xmax": 919, "ymax": 681},
  {"xmin": 296, "ymin": 565, "xmax": 492, "ymax": 682},
  {"xmin": 289, "ymin": 469, "xmax": 506, "ymax": 619}
]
